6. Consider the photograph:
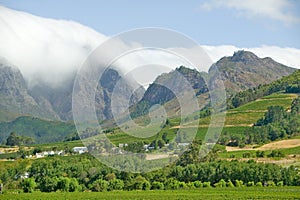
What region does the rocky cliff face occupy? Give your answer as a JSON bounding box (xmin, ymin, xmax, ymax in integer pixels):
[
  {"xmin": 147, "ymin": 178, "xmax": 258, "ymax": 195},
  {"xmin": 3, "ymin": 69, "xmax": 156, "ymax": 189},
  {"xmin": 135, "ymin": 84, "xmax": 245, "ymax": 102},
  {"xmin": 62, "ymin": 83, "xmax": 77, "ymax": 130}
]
[
  {"xmin": 129, "ymin": 51, "xmax": 296, "ymax": 119},
  {"xmin": 0, "ymin": 50, "xmax": 296, "ymax": 123},
  {"xmin": 0, "ymin": 59, "xmax": 59, "ymax": 120},
  {"xmin": 0, "ymin": 59, "xmax": 144, "ymax": 122},
  {"xmin": 129, "ymin": 66, "xmax": 208, "ymax": 118},
  {"xmin": 142, "ymin": 66, "xmax": 208, "ymax": 105},
  {"xmin": 95, "ymin": 68, "xmax": 144, "ymax": 120},
  {"xmin": 209, "ymin": 50, "xmax": 296, "ymax": 94}
]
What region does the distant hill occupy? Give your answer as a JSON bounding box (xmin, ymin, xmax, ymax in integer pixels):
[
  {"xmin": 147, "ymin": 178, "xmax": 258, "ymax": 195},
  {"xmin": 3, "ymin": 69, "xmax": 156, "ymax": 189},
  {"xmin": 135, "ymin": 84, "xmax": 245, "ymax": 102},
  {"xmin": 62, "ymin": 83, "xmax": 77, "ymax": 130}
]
[
  {"xmin": 228, "ymin": 69, "xmax": 300, "ymax": 109},
  {"xmin": 0, "ymin": 116, "xmax": 75, "ymax": 144},
  {"xmin": 209, "ymin": 50, "xmax": 296, "ymax": 94},
  {"xmin": 129, "ymin": 66, "xmax": 208, "ymax": 118},
  {"xmin": 129, "ymin": 51, "xmax": 296, "ymax": 120},
  {"xmin": 0, "ymin": 51, "xmax": 298, "ymax": 144}
]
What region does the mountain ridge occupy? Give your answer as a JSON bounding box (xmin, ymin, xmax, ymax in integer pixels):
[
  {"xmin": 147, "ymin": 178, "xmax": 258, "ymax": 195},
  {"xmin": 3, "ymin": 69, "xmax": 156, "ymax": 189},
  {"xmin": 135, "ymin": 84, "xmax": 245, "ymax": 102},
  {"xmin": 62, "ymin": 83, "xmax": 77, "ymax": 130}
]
[{"xmin": 209, "ymin": 50, "xmax": 296, "ymax": 94}]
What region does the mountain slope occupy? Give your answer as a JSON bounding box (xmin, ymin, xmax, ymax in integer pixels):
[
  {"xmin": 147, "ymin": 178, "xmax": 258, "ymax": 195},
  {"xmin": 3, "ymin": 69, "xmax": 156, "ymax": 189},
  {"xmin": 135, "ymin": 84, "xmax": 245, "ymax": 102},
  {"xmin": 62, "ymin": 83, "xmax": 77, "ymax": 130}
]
[
  {"xmin": 129, "ymin": 66, "xmax": 208, "ymax": 118},
  {"xmin": 228, "ymin": 69, "xmax": 300, "ymax": 108},
  {"xmin": 0, "ymin": 57, "xmax": 144, "ymax": 122},
  {"xmin": 0, "ymin": 59, "xmax": 59, "ymax": 120},
  {"xmin": 209, "ymin": 50, "xmax": 296, "ymax": 94},
  {"xmin": 0, "ymin": 116, "xmax": 75, "ymax": 144},
  {"xmin": 142, "ymin": 66, "xmax": 208, "ymax": 104},
  {"xmin": 128, "ymin": 51, "xmax": 296, "ymax": 121}
]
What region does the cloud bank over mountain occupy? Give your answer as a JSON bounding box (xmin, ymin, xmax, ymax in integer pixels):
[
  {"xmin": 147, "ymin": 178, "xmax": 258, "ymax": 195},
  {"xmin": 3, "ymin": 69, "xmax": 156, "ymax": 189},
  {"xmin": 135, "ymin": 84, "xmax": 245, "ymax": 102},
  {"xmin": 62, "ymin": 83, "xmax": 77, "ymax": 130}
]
[
  {"xmin": 0, "ymin": 6, "xmax": 106, "ymax": 87},
  {"xmin": 0, "ymin": 5, "xmax": 300, "ymax": 88}
]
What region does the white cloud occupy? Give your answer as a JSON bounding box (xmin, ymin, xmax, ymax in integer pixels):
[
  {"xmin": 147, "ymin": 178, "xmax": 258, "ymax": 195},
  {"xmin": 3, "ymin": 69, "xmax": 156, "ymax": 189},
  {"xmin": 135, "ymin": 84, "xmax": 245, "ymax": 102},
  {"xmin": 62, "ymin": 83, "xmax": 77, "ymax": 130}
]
[
  {"xmin": 201, "ymin": 0, "xmax": 300, "ymax": 25},
  {"xmin": 0, "ymin": 6, "xmax": 107, "ymax": 88},
  {"xmin": 202, "ymin": 45, "xmax": 300, "ymax": 69},
  {"xmin": 0, "ymin": 5, "xmax": 299, "ymax": 89}
]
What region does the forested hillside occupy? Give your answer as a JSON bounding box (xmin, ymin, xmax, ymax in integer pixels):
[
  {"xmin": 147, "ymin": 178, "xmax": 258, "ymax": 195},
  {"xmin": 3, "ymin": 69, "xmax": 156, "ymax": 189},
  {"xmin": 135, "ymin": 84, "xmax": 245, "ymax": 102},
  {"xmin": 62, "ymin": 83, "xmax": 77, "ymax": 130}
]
[{"xmin": 227, "ymin": 70, "xmax": 300, "ymax": 109}]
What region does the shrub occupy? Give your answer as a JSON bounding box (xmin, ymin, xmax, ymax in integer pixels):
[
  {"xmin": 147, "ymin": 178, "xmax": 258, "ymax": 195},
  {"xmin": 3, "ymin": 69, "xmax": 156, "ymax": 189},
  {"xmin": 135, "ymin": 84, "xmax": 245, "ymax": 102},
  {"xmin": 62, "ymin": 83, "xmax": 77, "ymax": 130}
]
[
  {"xmin": 203, "ymin": 182, "xmax": 211, "ymax": 188},
  {"xmin": 267, "ymin": 181, "xmax": 276, "ymax": 187},
  {"xmin": 178, "ymin": 181, "xmax": 187, "ymax": 189},
  {"xmin": 151, "ymin": 181, "xmax": 164, "ymax": 190},
  {"xmin": 214, "ymin": 179, "xmax": 226, "ymax": 187},
  {"xmin": 21, "ymin": 178, "xmax": 36, "ymax": 193},
  {"xmin": 247, "ymin": 181, "xmax": 255, "ymax": 187},
  {"xmin": 39, "ymin": 177, "xmax": 58, "ymax": 192},
  {"xmin": 91, "ymin": 179, "xmax": 108, "ymax": 192},
  {"xmin": 69, "ymin": 178, "xmax": 80, "ymax": 192},
  {"xmin": 235, "ymin": 180, "xmax": 244, "ymax": 187},
  {"xmin": 277, "ymin": 181, "xmax": 284, "ymax": 187},
  {"xmin": 131, "ymin": 176, "xmax": 151, "ymax": 190},
  {"xmin": 227, "ymin": 180, "xmax": 235, "ymax": 187},
  {"xmin": 143, "ymin": 181, "xmax": 151, "ymax": 191},
  {"xmin": 57, "ymin": 177, "xmax": 70, "ymax": 192},
  {"xmin": 193, "ymin": 181, "xmax": 203, "ymax": 188},
  {"xmin": 256, "ymin": 151, "xmax": 265, "ymax": 158},
  {"xmin": 256, "ymin": 182, "xmax": 263, "ymax": 187},
  {"xmin": 164, "ymin": 179, "xmax": 180, "ymax": 190},
  {"xmin": 108, "ymin": 179, "xmax": 124, "ymax": 191},
  {"xmin": 186, "ymin": 182, "xmax": 195, "ymax": 188}
]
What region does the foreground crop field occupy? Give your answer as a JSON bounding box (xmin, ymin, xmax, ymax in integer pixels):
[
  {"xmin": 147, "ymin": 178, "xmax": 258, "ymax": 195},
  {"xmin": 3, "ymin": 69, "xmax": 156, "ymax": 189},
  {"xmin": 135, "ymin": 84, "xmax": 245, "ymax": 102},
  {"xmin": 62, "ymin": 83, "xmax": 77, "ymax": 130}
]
[{"xmin": 1, "ymin": 188, "xmax": 300, "ymax": 200}]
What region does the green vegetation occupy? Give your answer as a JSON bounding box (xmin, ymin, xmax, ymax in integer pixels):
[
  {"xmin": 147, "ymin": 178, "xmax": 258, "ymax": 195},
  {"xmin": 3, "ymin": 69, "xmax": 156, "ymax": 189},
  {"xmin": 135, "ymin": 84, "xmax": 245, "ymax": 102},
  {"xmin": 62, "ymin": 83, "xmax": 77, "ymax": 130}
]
[
  {"xmin": 6, "ymin": 132, "xmax": 34, "ymax": 146},
  {"xmin": 219, "ymin": 146, "xmax": 300, "ymax": 159},
  {"xmin": 225, "ymin": 112, "xmax": 264, "ymax": 125},
  {"xmin": 246, "ymin": 97, "xmax": 300, "ymax": 143},
  {"xmin": 0, "ymin": 108, "xmax": 19, "ymax": 122},
  {"xmin": 188, "ymin": 92, "xmax": 295, "ymax": 129},
  {"xmin": 231, "ymin": 98, "xmax": 293, "ymax": 112},
  {"xmin": 1, "ymin": 187, "xmax": 300, "ymax": 200},
  {"xmin": 0, "ymin": 116, "xmax": 76, "ymax": 144},
  {"xmin": 0, "ymin": 146, "xmax": 299, "ymax": 193},
  {"xmin": 261, "ymin": 93, "xmax": 296, "ymax": 99},
  {"xmin": 0, "ymin": 70, "xmax": 299, "ymax": 198},
  {"xmin": 227, "ymin": 70, "xmax": 300, "ymax": 109},
  {"xmin": 218, "ymin": 97, "xmax": 300, "ymax": 147}
]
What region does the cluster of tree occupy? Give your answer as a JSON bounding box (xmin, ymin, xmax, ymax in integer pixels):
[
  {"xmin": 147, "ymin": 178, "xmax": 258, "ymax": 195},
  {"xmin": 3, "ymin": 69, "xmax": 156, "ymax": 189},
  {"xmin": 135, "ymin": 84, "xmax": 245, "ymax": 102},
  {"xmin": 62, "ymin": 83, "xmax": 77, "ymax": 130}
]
[
  {"xmin": 286, "ymin": 83, "xmax": 300, "ymax": 93},
  {"xmin": 227, "ymin": 70, "xmax": 300, "ymax": 109},
  {"xmin": 219, "ymin": 97, "xmax": 300, "ymax": 146},
  {"xmin": 63, "ymin": 132, "xmax": 80, "ymax": 142},
  {"xmin": 229, "ymin": 150, "xmax": 286, "ymax": 159},
  {"xmin": 5, "ymin": 132, "xmax": 34, "ymax": 146},
  {"xmin": 0, "ymin": 154, "xmax": 299, "ymax": 193},
  {"xmin": 246, "ymin": 97, "xmax": 300, "ymax": 144}
]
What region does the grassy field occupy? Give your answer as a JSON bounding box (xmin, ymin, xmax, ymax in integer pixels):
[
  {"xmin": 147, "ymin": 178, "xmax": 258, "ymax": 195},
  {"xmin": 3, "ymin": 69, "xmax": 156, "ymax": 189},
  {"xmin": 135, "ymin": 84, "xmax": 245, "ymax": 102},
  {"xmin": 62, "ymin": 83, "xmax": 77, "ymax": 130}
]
[
  {"xmin": 1, "ymin": 187, "xmax": 300, "ymax": 200},
  {"xmin": 260, "ymin": 93, "xmax": 297, "ymax": 99},
  {"xmin": 224, "ymin": 112, "xmax": 264, "ymax": 125},
  {"xmin": 231, "ymin": 98, "xmax": 294, "ymax": 112},
  {"xmin": 187, "ymin": 93, "xmax": 295, "ymax": 128},
  {"xmin": 79, "ymin": 93, "xmax": 297, "ymax": 147},
  {"xmin": 194, "ymin": 126, "xmax": 250, "ymax": 141},
  {"xmin": 0, "ymin": 93, "xmax": 296, "ymax": 160}
]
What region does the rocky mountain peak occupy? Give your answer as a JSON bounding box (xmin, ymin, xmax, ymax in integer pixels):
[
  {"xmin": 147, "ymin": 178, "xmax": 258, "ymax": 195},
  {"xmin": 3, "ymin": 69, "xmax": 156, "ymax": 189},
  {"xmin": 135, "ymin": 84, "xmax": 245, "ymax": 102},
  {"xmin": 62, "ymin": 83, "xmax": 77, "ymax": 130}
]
[{"xmin": 230, "ymin": 50, "xmax": 259, "ymax": 63}]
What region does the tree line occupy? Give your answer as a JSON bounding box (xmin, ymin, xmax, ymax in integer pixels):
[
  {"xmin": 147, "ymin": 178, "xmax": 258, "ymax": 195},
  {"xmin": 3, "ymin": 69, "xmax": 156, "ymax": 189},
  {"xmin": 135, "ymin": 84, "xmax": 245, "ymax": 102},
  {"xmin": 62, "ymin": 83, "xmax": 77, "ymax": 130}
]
[
  {"xmin": 227, "ymin": 70, "xmax": 300, "ymax": 109},
  {"xmin": 0, "ymin": 154, "xmax": 299, "ymax": 193},
  {"xmin": 219, "ymin": 97, "xmax": 300, "ymax": 147}
]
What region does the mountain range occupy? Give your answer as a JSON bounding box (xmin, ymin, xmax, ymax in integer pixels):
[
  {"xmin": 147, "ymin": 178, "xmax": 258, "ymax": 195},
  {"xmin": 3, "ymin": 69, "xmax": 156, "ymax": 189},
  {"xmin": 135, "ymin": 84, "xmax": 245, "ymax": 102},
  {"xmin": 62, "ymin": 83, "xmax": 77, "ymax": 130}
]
[
  {"xmin": 0, "ymin": 50, "xmax": 297, "ymax": 144},
  {"xmin": 0, "ymin": 50, "xmax": 296, "ymax": 122},
  {"xmin": 0, "ymin": 59, "xmax": 144, "ymax": 122},
  {"xmin": 128, "ymin": 51, "xmax": 295, "ymax": 120}
]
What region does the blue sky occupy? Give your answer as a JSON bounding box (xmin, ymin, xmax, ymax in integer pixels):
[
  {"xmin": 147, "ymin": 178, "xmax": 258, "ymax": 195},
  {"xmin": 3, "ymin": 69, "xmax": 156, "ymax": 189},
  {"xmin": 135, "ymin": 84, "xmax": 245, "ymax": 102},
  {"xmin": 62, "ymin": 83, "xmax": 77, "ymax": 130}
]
[{"xmin": 1, "ymin": 0, "xmax": 300, "ymax": 48}]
